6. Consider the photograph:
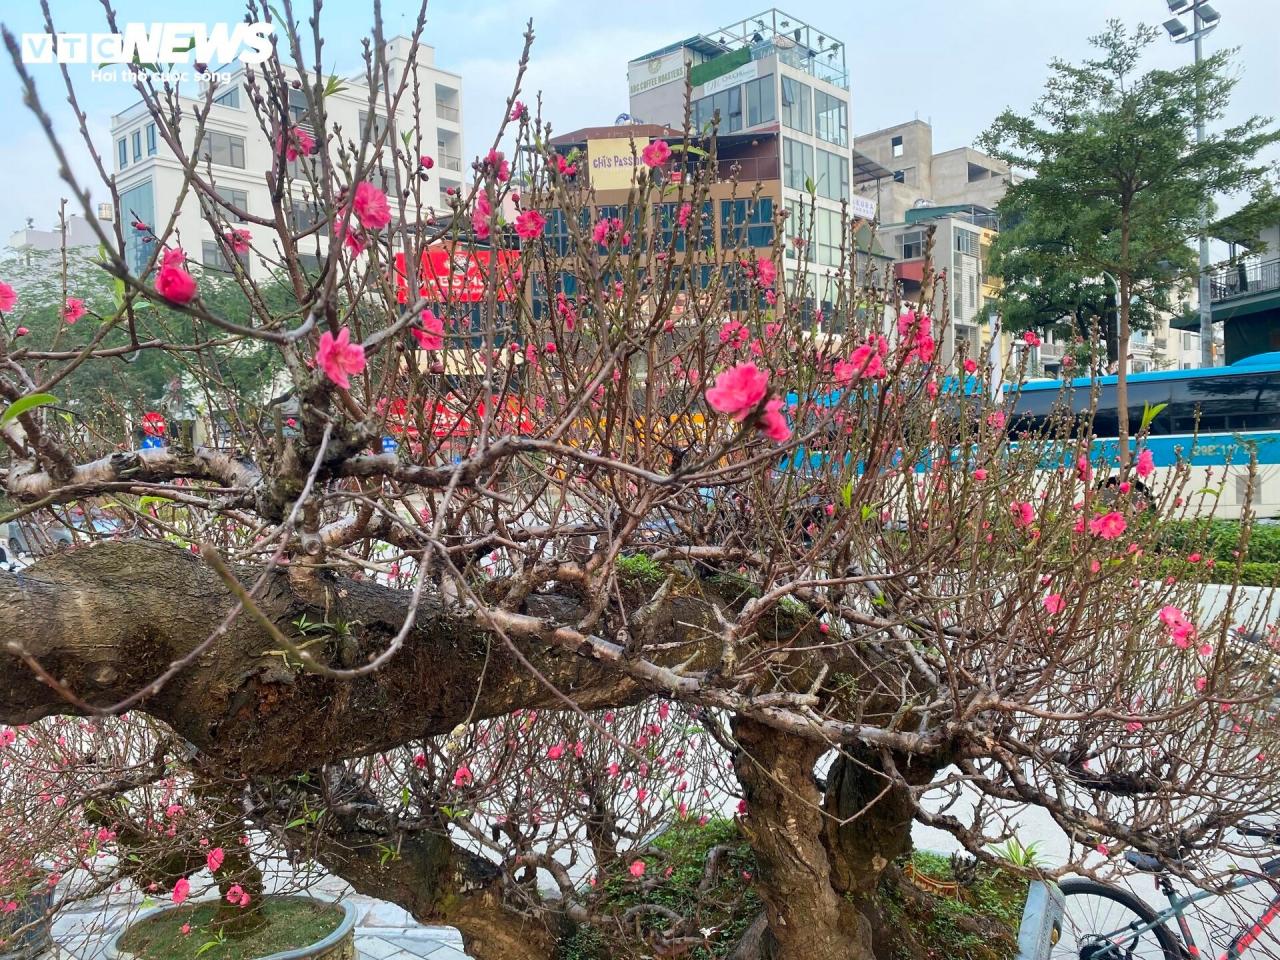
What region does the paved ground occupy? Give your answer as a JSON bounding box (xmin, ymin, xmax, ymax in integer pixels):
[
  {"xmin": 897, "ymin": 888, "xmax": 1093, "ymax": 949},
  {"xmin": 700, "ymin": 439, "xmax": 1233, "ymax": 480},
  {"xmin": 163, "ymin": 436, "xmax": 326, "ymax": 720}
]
[{"xmin": 38, "ymin": 880, "xmax": 471, "ymax": 959}]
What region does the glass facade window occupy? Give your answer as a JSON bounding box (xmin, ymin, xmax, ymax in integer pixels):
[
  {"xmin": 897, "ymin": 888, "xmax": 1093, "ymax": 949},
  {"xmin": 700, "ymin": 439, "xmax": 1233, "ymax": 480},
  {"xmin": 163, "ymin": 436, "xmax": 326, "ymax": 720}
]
[
  {"xmin": 784, "ymin": 198, "xmax": 808, "ymax": 261},
  {"xmin": 202, "ymin": 239, "xmax": 249, "ymax": 274},
  {"xmin": 117, "ymin": 138, "xmax": 127, "ymax": 169},
  {"xmin": 287, "ymin": 88, "xmax": 309, "ymax": 124},
  {"xmin": 117, "ymin": 180, "xmax": 154, "ymax": 274},
  {"xmin": 815, "ymin": 207, "xmax": 844, "ymax": 267},
  {"xmin": 657, "ymin": 201, "xmax": 713, "ymax": 251},
  {"xmin": 783, "ymin": 137, "xmax": 814, "ymax": 192},
  {"xmin": 898, "ymin": 230, "xmax": 924, "ymax": 260},
  {"xmin": 213, "ymin": 86, "xmax": 240, "ymax": 108},
  {"xmin": 146, "ymin": 123, "xmax": 157, "ymax": 155},
  {"xmin": 200, "ymin": 131, "xmax": 246, "ymax": 168},
  {"xmin": 780, "ymin": 77, "xmax": 811, "ymax": 134},
  {"xmin": 217, "ymin": 188, "xmax": 249, "ymax": 222},
  {"xmin": 814, "ymin": 91, "xmax": 848, "ymax": 147},
  {"xmin": 692, "ymin": 87, "xmax": 742, "ymax": 134},
  {"xmin": 720, "ymin": 198, "xmax": 775, "ymax": 248},
  {"xmin": 290, "ymin": 200, "xmax": 321, "ymax": 232},
  {"xmin": 132, "ymin": 130, "xmax": 142, "ymax": 162},
  {"xmin": 358, "ymin": 111, "xmax": 390, "ymax": 139},
  {"xmin": 954, "ymin": 229, "xmax": 980, "ymax": 255},
  {"xmin": 815, "ymin": 148, "xmax": 848, "ymax": 202},
  {"xmin": 745, "ymin": 76, "xmax": 775, "ymax": 127}
]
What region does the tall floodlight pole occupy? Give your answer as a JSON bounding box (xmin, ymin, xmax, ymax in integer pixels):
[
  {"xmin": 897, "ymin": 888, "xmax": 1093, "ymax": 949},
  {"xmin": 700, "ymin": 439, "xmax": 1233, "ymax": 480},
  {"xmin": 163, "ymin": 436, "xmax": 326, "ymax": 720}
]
[{"xmin": 1163, "ymin": 0, "xmax": 1221, "ymax": 366}]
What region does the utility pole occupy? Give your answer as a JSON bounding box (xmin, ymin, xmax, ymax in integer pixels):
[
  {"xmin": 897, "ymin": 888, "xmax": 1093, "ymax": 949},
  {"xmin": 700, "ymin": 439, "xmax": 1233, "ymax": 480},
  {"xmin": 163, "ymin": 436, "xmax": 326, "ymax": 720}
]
[{"xmin": 1162, "ymin": 0, "xmax": 1221, "ymax": 366}]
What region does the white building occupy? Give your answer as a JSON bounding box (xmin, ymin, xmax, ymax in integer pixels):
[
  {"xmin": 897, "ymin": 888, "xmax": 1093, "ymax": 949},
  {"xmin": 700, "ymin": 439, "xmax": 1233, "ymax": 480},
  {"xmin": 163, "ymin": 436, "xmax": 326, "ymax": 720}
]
[
  {"xmin": 8, "ymin": 211, "xmax": 111, "ymax": 254},
  {"xmin": 109, "ymin": 36, "xmax": 463, "ymax": 280}
]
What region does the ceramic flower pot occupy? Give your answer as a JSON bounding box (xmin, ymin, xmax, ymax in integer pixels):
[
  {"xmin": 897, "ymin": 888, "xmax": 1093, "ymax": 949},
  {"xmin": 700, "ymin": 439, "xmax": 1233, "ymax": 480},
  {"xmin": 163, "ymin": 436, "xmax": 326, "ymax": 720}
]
[
  {"xmin": 0, "ymin": 884, "xmax": 54, "ymax": 960},
  {"xmin": 103, "ymin": 896, "xmax": 358, "ymax": 960}
]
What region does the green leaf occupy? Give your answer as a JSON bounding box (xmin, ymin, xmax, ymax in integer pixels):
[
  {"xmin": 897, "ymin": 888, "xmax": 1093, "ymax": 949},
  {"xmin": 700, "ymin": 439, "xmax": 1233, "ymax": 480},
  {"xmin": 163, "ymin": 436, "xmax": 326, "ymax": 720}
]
[
  {"xmin": 804, "ymin": 176, "xmax": 815, "ymax": 195},
  {"xmin": 323, "ymin": 73, "xmax": 348, "ymax": 97},
  {"xmin": 669, "ymin": 144, "xmax": 707, "ymax": 157},
  {"xmin": 138, "ymin": 496, "xmax": 172, "ymax": 509},
  {"xmin": 842, "ymin": 482, "xmax": 854, "ymax": 510},
  {"xmin": 285, "ymin": 816, "xmax": 308, "ymax": 829},
  {"xmin": 1, "ymin": 393, "xmax": 59, "ymax": 425},
  {"xmin": 1139, "ymin": 401, "xmax": 1167, "ymax": 433},
  {"xmin": 860, "ymin": 503, "xmax": 873, "ymax": 521}
]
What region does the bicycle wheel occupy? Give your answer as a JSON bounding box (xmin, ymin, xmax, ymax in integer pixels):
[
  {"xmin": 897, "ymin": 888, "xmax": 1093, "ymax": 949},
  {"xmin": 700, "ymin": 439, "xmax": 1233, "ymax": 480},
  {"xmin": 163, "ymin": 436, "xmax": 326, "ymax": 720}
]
[{"xmin": 1055, "ymin": 878, "xmax": 1182, "ymax": 960}]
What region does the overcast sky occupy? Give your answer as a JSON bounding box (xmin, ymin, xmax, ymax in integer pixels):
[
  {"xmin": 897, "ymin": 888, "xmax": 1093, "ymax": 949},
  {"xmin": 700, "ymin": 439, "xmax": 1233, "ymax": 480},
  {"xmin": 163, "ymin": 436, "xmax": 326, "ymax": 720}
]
[{"xmin": 1, "ymin": 0, "xmax": 1277, "ymax": 239}]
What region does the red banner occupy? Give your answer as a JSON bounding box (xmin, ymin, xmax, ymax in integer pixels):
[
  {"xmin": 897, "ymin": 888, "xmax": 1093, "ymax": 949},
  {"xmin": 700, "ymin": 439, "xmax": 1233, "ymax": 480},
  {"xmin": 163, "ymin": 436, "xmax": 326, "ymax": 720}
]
[{"xmin": 394, "ymin": 245, "xmax": 518, "ymax": 304}]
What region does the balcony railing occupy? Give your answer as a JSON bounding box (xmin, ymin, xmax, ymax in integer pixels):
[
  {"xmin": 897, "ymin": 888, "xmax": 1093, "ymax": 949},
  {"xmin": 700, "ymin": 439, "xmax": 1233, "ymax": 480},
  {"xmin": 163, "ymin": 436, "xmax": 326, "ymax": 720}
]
[
  {"xmin": 1210, "ymin": 257, "xmax": 1280, "ymax": 303},
  {"xmin": 682, "ymin": 156, "xmax": 780, "ymax": 183},
  {"xmin": 437, "ymin": 104, "xmax": 460, "ymax": 122},
  {"xmin": 437, "ymin": 153, "xmax": 462, "ymax": 170}
]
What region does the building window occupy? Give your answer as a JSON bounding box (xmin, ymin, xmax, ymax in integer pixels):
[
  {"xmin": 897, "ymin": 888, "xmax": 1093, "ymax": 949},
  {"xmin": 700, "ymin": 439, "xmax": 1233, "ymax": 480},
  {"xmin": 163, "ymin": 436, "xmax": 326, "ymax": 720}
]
[
  {"xmin": 898, "ymin": 230, "xmax": 924, "ymax": 260},
  {"xmin": 891, "ymin": 135, "xmax": 904, "ymax": 158},
  {"xmin": 118, "ymin": 180, "xmax": 154, "ymax": 274},
  {"xmin": 782, "ymin": 137, "xmax": 813, "ymax": 192},
  {"xmin": 720, "ymin": 198, "xmax": 774, "ymax": 248},
  {"xmin": 815, "ymin": 148, "xmax": 848, "ymax": 202},
  {"xmin": 745, "ymin": 75, "xmax": 776, "ymax": 127},
  {"xmin": 213, "ymin": 85, "xmax": 241, "ymax": 108},
  {"xmin": 289, "ymin": 200, "xmax": 322, "ymax": 232},
  {"xmin": 780, "ymin": 76, "xmax": 811, "ymax": 134},
  {"xmin": 813, "ymin": 90, "xmax": 848, "ymax": 147},
  {"xmin": 200, "ymin": 131, "xmax": 246, "ymax": 168},
  {"xmin": 358, "ymin": 111, "xmax": 390, "ymax": 139},
  {"xmin": 658, "ymin": 201, "xmax": 713, "ymax": 251},
  {"xmin": 1183, "ymin": 332, "xmax": 1193, "ymax": 350},
  {"xmin": 816, "ymin": 207, "xmax": 844, "ymax": 267},
  {"xmin": 692, "ymin": 86, "xmax": 742, "ymax": 134},
  {"xmin": 117, "ymin": 138, "xmax": 128, "ymax": 169},
  {"xmin": 287, "ymin": 87, "xmax": 310, "ymax": 124},
  {"xmin": 131, "ymin": 130, "xmax": 142, "ymax": 162},
  {"xmin": 954, "ymin": 229, "xmax": 980, "ymax": 256},
  {"xmin": 146, "ymin": 123, "xmax": 157, "ymax": 155},
  {"xmin": 216, "ymin": 187, "xmax": 249, "ymax": 222},
  {"xmin": 202, "ymin": 239, "xmax": 249, "ymax": 275}
]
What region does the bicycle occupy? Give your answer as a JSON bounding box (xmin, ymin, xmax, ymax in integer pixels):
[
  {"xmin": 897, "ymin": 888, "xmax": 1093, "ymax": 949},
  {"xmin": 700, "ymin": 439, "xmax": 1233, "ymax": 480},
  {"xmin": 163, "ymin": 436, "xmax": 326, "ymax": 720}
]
[{"xmin": 1055, "ymin": 823, "xmax": 1280, "ymax": 959}]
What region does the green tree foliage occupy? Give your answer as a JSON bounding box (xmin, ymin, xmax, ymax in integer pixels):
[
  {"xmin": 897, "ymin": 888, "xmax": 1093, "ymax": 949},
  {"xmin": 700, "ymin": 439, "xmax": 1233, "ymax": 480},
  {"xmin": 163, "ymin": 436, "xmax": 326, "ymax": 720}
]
[
  {"xmin": 2, "ymin": 246, "xmax": 294, "ymax": 441},
  {"xmin": 981, "ymin": 20, "xmax": 1280, "ymax": 445}
]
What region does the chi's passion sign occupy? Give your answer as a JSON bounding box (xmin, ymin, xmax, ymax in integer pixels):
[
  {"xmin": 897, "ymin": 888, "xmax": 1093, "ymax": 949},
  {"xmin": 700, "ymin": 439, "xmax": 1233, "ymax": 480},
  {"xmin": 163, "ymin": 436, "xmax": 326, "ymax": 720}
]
[{"xmin": 588, "ymin": 137, "xmax": 649, "ymax": 191}]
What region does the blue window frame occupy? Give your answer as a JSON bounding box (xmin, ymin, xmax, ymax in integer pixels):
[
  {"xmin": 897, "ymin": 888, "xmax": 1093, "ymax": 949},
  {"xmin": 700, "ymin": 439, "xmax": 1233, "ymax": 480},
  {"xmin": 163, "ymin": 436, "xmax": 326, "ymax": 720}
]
[
  {"xmin": 720, "ymin": 197, "xmax": 775, "ymax": 248},
  {"xmin": 118, "ymin": 179, "xmax": 154, "ymax": 275}
]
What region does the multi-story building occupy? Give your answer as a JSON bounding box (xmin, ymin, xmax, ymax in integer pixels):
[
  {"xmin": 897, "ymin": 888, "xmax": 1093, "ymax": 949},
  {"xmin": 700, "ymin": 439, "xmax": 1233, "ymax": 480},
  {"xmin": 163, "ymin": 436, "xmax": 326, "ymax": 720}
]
[
  {"xmin": 877, "ymin": 203, "xmax": 999, "ymax": 364},
  {"xmin": 626, "ymin": 11, "xmax": 886, "ymax": 314},
  {"xmin": 852, "ymin": 119, "xmax": 1019, "ymax": 226},
  {"xmin": 109, "ymin": 36, "xmax": 463, "ymax": 281},
  {"xmin": 546, "ymin": 121, "xmax": 891, "ymax": 329}
]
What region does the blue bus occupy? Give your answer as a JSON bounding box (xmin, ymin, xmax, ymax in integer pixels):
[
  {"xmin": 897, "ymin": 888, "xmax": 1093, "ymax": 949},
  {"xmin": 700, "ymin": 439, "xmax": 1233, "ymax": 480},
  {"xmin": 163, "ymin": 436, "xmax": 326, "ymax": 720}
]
[{"xmin": 1007, "ymin": 352, "xmax": 1280, "ymax": 519}]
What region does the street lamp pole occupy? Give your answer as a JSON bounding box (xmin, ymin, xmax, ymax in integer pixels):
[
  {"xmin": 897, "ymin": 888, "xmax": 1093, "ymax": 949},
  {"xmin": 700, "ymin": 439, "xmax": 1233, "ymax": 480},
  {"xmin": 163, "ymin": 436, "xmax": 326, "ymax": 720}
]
[{"xmin": 1163, "ymin": 0, "xmax": 1221, "ymax": 367}]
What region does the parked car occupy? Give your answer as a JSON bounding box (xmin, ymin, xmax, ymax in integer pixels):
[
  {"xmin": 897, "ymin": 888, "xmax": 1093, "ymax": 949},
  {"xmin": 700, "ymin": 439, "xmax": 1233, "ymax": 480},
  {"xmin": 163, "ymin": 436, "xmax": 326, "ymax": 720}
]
[{"xmin": 1, "ymin": 519, "xmax": 72, "ymax": 557}]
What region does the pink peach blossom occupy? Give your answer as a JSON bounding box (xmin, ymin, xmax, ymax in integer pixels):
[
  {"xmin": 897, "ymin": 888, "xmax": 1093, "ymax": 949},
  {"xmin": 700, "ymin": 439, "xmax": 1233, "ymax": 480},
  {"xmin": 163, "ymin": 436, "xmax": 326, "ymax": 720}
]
[
  {"xmin": 353, "ymin": 181, "xmax": 391, "ymax": 231},
  {"xmin": 705, "ymin": 362, "xmax": 769, "ymax": 420},
  {"xmin": 316, "ymin": 326, "xmax": 366, "ymax": 389}
]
